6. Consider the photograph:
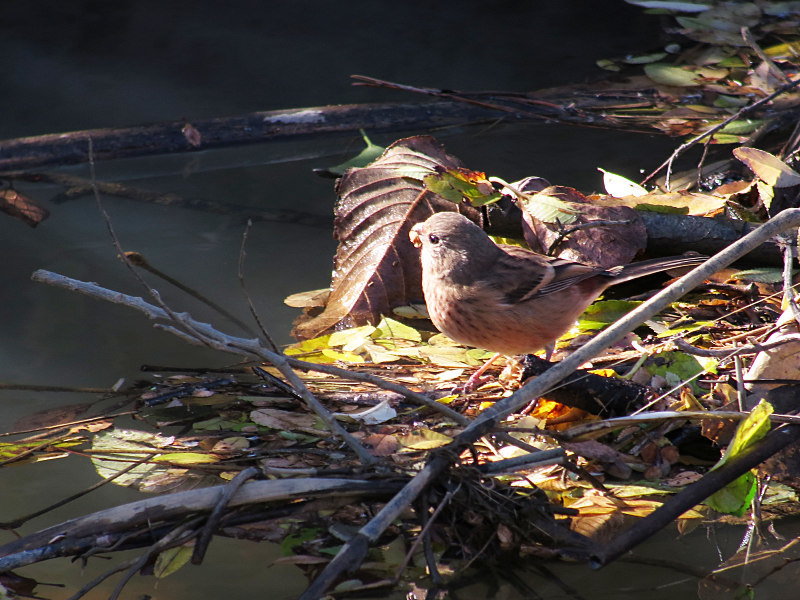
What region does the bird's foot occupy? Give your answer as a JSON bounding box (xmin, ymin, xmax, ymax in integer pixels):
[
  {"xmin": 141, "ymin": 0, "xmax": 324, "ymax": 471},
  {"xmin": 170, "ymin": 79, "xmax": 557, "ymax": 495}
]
[{"xmin": 451, "ymin": 352, "xmax": 502, "ymax": 395}]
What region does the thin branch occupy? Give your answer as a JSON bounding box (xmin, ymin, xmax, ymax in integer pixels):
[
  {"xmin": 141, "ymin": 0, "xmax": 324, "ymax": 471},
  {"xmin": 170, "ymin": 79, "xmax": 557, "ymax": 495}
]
[
  {"xmin": 237, "ymin": 219, "xmax": 279, "ymax": 351},
  {"xmin": 29, "ymin": 269, "xmax": 375, "ymax": 465},
  {"xmin": 641, "ymin": 76, "xmax": 800, "ymax": 190}
]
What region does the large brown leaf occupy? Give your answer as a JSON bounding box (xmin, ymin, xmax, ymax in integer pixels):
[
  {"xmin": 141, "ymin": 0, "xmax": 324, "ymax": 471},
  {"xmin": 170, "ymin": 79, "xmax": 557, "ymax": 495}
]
[{"xmin": 292, "ymin": 136, "xmax": 479, "ymax": 340}]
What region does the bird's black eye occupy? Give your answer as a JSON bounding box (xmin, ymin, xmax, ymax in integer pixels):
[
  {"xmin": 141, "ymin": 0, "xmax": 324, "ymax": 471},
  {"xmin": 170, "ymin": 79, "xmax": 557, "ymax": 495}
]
[{"xmin": 428, "ymin": 234, "xmax": 440, "ymax": 244}]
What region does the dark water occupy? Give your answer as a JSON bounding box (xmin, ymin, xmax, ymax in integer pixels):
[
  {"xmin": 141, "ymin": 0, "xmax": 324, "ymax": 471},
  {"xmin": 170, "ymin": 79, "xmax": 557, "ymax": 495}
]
[{"xmin": 0, "ymin": 2, "xmax": 773, "ymax": 599}]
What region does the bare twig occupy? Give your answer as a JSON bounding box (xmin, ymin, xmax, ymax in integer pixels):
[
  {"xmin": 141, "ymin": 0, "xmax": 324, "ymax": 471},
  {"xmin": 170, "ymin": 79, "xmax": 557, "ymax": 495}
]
[
  {"xmin": 237, "ymin": 219, "xmax": 279, "ymax": 351},
  {"xmin": 191, "ymin": 466, "xmax": 261, "ymax": 564},
  {"xmin": 125, "ymin": 251, "xmax": 257, "ymax": 336},
  {"xmin": 641, "ymin": 77, "xmax": 800, "ymax": 190}
]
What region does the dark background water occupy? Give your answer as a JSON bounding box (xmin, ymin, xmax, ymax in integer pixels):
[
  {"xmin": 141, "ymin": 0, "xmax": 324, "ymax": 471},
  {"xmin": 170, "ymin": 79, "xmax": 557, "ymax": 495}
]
[{"xmin": 0, "ymin": 2, "xmax": 754, "ymax": 599}]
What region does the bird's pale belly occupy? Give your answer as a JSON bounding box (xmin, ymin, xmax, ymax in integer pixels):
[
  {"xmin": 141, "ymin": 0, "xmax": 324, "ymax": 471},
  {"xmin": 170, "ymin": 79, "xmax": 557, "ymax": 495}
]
[{"xmin": 425, "ymin": 283, "xmax": 598, "ymax": 355}]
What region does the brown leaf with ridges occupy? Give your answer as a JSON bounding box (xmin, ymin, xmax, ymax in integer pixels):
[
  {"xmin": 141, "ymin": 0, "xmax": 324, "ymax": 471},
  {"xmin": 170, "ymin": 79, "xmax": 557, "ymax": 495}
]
[{"xmin": 292, "ymin": 136, "xmax": 479, "ymax": 340}]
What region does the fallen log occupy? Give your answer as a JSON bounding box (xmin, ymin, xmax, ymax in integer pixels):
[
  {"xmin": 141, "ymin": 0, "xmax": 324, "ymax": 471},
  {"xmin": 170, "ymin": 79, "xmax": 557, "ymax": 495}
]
[{"xmin": 0, "ymin": 101, "xmax": 504, "ymax": 172}]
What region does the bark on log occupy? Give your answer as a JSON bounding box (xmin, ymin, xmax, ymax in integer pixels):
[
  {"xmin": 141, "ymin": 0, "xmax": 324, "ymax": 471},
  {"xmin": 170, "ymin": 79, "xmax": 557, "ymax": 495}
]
[{"xmin": 0, "ymin": 102, "xmax": 502, "ymax": 172}]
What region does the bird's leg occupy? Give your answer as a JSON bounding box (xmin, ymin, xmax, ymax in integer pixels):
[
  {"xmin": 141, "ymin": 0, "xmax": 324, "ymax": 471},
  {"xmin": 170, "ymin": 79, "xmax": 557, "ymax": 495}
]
[{"xmin": 455, "ymin": 352, "xmax": 502, "ymax": 394}]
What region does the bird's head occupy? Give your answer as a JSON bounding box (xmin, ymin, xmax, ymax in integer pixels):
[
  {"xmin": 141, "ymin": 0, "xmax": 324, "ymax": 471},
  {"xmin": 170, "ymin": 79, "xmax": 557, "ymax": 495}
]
[{"xmin": 409, "ymin": 212, "xmax": 499, "ymax": 282}]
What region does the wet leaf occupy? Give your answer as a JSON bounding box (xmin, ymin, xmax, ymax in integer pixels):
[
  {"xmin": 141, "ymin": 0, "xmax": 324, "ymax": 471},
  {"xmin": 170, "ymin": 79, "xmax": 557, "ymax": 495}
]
[
  {"xmin": 0, "ymin": 189, "xmax": 49, "ymax": 227},
  {"xmin": 644, "ymin": 64, "xmax": 704, "ymax": 86},
  {"xmin": 292, "ymin": 136, "xmax": 479, "ymax": 339},
  {"xmin": 733, "ymin": 147, "xmax": 800, "ymax": 187}
]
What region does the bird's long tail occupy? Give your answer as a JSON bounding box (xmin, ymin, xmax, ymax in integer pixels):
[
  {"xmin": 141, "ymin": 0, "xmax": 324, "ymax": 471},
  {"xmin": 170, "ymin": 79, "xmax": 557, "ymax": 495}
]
[{"xmin": 608, "ymin": 253, "xmax": 707, "ymax": 284}]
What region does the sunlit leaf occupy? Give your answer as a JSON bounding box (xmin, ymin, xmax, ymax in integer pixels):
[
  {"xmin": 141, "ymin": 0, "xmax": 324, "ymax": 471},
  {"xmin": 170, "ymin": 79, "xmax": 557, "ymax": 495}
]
[
  {"xmin": 320, "ymin": 348, "xmax": 366, "ymax": 363},
  {"xmin": 707, "ymin": 472, "xmax": 757, "ymax": 516},
  {"xmin": 151, "ymin": 452, "xmax": 219, "ymax": 465},
  {"xmin": 328, "ymin": 325, "xmax": 377, "ymax": 349},
  {"xmin": 721, "ymin": 401, "xmax": 773, "ymax": 463},
  {"xmin": 398, "ymin": 429, "xmax": 452, "ymax": 451},
  {"xmin": 733, "ymin": 147, "xmax": 800, "ymax": 187},
  {"xmin": 336, "ymin": 400, "xmax": 397, "ymax": 425},
  {"xmin": 645, "ymin": 350, "xmax": 712, "ymax": 393},
  {"xmin": 599, "ymin": 168, "xmax": 648, "ymax": 198},
  {"xmin": 706, "ymin": 401, "xmax": 773, "ymax": 516},
  {"xmin": 373, "ymin": 316, "xmax": 422, "ymax": 342},
  {"xmin": 516, "ymin": 189, "xmax": 580, "ymax": 226},
  {"xmin": 577, "ymin": 300, "xmax": 644, "ymax": 332},
  {"xmin": 283, "ymin": 288, "xmax": 330, "ymax": 309},
  {"xmin": 423, "ymin": 167, "xmax": 502, "ymax": 206}
]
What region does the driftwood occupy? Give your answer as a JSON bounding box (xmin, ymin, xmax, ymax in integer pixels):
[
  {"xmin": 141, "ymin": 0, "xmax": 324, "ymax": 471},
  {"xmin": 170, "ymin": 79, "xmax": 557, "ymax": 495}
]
[
  {"xmin": 0, "ymin": 101, "xmax": 504, "ymax": 172},
  {"xmin": 0, "ymin": 477, "xmax": 400, "ymax": 571}
]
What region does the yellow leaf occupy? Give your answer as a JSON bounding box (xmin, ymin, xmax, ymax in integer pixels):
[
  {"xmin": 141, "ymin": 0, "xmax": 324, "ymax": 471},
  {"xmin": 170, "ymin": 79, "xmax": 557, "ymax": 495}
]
[
  {"xmin": 152, "ymin": 452, "xmax": 219, "ymax": 465},
  {"xmin": 733, "ymin": 147, "xmax": 800, "ymax": 188}
]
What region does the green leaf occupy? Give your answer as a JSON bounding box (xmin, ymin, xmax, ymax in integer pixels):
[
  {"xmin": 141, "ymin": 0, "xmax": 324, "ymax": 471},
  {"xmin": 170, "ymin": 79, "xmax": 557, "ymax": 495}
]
[
  {"xmin": 423, "ymin": 168, "xmax": 502, "ymax": 206},
  {"xmin": 324, "ymin": 130, "xmax": 385, "ymax": 176},
  {"xmin": 706, "ymin": 471, "xmax": 757, "ymax": 516},
  {"xmin": 719, "ymin": 401, "xmax": 773, "ymax": 464},
  {"xmin": 154, "ymin": 543, "xmax": 195, "ymax": 578},
  {"xmin": 706, "ymin": 401, "xmax": 773, "ymax": 516},
  {"xmin": 516, "ymin": 190, "xmax": 580, "ymax": 226},
  {"xmin": 731, "ymin": 268, "xmax": 789, "ymax": 283},
  {"xmin": 151, "ymin": 452, "xmax": 219, "ymax": 465},
  {"xmin": 577, "ymin": 300, "xmax": 644, "ymax": 332},
  {"xmin": 645, "ymin": 350, "xmax": 711, "ymax": 394},
  {"xmin": 644, "ymin": 63, "xmax": 702, "ymax": 86},
  {"xmin": 280, "ymin": 528, "xmax": 321, "ymax": 556}
]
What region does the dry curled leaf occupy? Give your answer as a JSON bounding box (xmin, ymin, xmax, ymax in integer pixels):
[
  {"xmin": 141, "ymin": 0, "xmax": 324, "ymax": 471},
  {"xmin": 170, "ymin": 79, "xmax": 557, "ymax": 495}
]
[
  {"xmin": 292, "ymin": 136, "xmax": 479, "ymax": 340},
  {"xmin": 519, "ymin": 186, "xmax": 646, "ymax": 267}
]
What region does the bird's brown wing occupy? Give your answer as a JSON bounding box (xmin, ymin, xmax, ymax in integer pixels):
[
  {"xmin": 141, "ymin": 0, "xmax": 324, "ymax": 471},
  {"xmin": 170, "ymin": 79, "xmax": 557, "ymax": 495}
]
[{"xmin": 492, "ymin": 244, "xmax": 608, "ymax": 303}]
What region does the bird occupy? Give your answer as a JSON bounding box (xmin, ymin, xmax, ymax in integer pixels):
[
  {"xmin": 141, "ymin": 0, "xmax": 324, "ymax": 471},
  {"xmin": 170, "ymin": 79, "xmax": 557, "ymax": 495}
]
[{"xmin": 409, "ymin": 211, "xmax": 705, "ymax": 381}]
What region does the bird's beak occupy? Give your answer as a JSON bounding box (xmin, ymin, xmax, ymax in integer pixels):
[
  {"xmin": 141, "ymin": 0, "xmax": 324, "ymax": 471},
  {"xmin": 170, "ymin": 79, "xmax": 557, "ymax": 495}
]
[{"xmin": 409, "ymin": 223, "xmax": 423, "ymax": 248}]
